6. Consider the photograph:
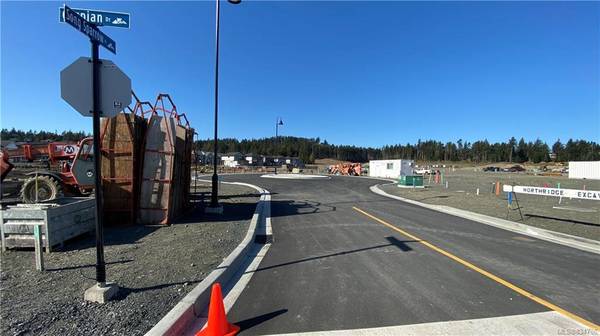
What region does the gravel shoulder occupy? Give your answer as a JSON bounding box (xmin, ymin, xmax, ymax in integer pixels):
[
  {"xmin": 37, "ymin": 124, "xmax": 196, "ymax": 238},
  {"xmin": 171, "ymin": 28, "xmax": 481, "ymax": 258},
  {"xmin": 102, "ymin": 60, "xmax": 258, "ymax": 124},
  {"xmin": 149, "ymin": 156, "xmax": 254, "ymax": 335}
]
[
  {"xmin": 0, "ymin": 182, "xmax": 259, "ymax": 336},
  {"xmin": 379, "ymin": 170, "xmax": 600, "ymax": 241}
]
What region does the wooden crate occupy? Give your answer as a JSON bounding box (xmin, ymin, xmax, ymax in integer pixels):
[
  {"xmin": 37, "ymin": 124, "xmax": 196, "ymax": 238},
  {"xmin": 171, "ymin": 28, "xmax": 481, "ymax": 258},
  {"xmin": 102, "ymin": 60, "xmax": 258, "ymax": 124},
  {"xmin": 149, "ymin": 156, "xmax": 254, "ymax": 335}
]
[
  {"xmin": 0, "ymin": 198, "xmax": 95, "ymax": 252},
  {"xmin": 100, "ymin": 113, "xmax": 146, "ymax": 226}
]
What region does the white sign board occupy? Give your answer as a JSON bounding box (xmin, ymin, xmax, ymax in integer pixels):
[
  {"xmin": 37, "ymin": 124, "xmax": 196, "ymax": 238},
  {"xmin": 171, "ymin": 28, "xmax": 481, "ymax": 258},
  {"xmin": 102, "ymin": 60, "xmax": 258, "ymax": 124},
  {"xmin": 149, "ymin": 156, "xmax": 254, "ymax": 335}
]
[
  {"xmin": 60, "ymin": 57, "xmax": 131, "ymax": 117},
  {"xmin": 503, "ymin": 185, "xmax": 600, "ymax": 201}
]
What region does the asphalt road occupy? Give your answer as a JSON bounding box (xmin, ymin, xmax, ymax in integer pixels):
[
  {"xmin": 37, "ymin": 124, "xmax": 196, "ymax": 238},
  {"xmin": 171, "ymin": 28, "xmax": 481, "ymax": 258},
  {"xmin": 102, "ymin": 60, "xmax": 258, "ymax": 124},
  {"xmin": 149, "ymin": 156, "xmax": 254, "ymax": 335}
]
[{"xmin": 221, "ymin": 175, "xmax": 600, "ymax": 335}]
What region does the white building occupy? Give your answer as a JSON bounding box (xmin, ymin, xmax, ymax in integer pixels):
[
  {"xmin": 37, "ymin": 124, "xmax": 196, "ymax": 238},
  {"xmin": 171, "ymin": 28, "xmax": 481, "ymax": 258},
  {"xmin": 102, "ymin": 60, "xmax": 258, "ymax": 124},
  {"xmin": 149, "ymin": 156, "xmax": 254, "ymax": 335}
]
[
  {"xmin": 245, "ymin": 154, "xmax": 260, "ymax": 166},
  {"xmin": 369, "ymin": 159, "xmax": 414, "ymax": 179},
  {"xmin": 221, "ymin": 152, "xmax": 245, "ymax": 167},
  {"xmin": 569, "ymin": 161, "xmax": 600, "ymax": 180}
]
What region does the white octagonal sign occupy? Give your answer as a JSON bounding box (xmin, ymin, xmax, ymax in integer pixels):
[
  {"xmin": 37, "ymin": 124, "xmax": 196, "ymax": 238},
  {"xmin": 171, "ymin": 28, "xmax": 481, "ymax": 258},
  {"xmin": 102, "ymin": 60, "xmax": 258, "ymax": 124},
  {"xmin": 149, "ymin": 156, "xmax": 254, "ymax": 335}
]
[{"xmin": 61, "ymin": 57, "xmax": 131, "ymax": 118}]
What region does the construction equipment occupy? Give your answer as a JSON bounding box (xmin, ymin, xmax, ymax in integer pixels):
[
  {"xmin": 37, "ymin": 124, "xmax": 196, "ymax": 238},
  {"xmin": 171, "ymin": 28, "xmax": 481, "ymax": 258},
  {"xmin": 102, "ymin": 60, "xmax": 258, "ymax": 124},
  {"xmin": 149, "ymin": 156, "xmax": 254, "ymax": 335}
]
[
  {"xmin": 0, "ymin": 150, "xmax": 14, "ymax": 182},
  {"xmin": 17, "ymin": 138, "xmax": 96, "ymax": 203},
  {"xmin": 328, "ymin": 163, "xmax": 362, "ymax": 176},
  {"xmin": 5, "ymin": 142, "xmax": 79, "ymax": 165}
]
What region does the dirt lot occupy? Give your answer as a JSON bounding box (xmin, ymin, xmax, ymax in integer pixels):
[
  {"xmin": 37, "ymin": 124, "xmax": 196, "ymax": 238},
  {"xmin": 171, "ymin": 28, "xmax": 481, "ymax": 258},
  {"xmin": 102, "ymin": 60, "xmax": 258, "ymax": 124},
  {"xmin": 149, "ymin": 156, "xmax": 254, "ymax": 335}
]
[
  {"xmin": 0, "ymin": 182, "xmax": 259, "ymax": 336},
  {"xmin": 380, "ymin": 168, "xmax": 600, "ymax": 241}
]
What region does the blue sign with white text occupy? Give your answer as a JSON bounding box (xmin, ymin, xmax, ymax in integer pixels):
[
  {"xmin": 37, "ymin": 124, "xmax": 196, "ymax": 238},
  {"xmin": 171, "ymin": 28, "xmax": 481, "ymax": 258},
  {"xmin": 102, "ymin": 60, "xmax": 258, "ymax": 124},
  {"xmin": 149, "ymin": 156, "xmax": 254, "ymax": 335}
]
[
  {"xmin": 60, "ymin": 7, "xmax": 130, "ymax": 29},
  {"xmin": 63, "ymin": 6, "xmax": 116, "ymax": 54}
]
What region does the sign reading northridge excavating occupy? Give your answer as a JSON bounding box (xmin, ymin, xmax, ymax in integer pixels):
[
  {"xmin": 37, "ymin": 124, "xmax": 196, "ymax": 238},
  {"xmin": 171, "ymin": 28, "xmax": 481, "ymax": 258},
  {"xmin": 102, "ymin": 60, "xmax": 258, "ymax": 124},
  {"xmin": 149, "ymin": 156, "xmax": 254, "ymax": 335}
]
[{"xmin": 503, "ymin": 185, "xmax": 600, "ymax": 201}]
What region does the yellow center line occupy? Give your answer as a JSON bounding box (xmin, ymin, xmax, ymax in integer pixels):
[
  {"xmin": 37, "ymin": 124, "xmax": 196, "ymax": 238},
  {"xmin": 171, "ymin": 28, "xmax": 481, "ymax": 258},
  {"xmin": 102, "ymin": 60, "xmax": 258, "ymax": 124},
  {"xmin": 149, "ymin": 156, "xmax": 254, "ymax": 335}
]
[{"xmin": 352, "ymin": 206, "xmax": 600, "ymax": 331}]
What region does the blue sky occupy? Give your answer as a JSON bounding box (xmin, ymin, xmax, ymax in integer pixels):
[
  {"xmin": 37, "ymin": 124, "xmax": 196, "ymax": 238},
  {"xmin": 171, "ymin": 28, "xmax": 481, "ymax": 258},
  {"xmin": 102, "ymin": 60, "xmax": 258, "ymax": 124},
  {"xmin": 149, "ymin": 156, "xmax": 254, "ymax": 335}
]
[{"xmin": 1, "ymin": 1, "xmax": 598, "ymax": 147}]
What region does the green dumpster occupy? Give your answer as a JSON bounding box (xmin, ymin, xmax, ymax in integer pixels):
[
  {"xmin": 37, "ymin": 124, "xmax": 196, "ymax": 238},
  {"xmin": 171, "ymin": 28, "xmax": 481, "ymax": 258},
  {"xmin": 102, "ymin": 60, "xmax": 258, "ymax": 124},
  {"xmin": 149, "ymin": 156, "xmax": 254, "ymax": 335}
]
[{"xmin": 399, "ymin": 175, "xmax": 423, "ymax": 187}]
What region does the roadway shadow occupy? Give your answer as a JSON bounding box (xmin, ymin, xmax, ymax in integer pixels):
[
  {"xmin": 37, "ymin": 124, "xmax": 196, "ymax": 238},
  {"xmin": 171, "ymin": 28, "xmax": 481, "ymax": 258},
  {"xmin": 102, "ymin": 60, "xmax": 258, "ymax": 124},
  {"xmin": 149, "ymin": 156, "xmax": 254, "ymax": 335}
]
[
  {"xmin": 250, "ymin": 236, "xmax": 418, "ymax": 273},
  {"xmin": 418, "ymin": 195, "xmax": 451, "ymax": 201},
  {"xmin": 58, "ymin": 225, "xmax": 161, "ymax": 251},
  {"xmin": 175, "ymin": 201, "xmax": 258, "ymax": 224},
  {"xmin": 524, "ymin": 214, "xmax": 600, "ymax": 227},
  {"xmin": 60, "ymin": 199, "xmax": 257, "ymax": 251},
  {"xmin": 235, "ymin": 309, "xmax": 288, "ymax": 332},
  {"xmin": 45, "ymin": 259, "xmax": 133, "ymax": 272},
  {"xmin": 270, "ymin": 199, "xmax": 336, "ymax": 218},
  {"xmin": 113, "ymin": 279, "xmax": 203, "ymax": 301}
]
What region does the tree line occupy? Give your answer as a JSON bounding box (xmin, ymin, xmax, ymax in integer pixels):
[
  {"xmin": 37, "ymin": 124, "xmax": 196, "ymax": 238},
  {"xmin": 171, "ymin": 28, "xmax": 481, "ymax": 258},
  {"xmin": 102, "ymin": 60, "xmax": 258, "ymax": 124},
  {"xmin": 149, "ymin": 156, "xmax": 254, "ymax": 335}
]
[
  {"xmin": 1, "ymin": 128, "xmax": 90, "ymax": 143},
  {"xmin": 2, "ymin": 128, "xmax": 597, "ymax": 164},
  {"xmin": 195, "ymin": 136, "xmax": 599, "ymax": 164}
]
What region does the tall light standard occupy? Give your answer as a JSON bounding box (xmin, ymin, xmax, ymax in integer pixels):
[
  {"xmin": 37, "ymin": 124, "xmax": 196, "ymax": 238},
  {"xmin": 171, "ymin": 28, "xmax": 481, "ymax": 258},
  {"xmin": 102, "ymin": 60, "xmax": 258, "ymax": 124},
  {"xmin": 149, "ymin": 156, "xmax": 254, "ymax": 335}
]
[
  {"xmin": 208, "ymin": 0, "xmax": 241, "ymax": 214},
  {"xmin": 274, "ymin": 117, "xmax": 283, "ymax": 174}
]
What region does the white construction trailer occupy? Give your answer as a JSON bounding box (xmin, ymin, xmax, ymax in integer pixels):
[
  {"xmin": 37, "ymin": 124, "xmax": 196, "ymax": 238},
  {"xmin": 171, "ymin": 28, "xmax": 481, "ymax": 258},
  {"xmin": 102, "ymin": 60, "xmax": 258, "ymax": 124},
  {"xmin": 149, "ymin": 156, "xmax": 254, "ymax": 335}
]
[
  {"xmin": 569, "ymin": 161, "xmax": 600, "ymax": 180},
  {"xmin": 369, "ymin": 159, "xmax": 414, "ymax": 179}
]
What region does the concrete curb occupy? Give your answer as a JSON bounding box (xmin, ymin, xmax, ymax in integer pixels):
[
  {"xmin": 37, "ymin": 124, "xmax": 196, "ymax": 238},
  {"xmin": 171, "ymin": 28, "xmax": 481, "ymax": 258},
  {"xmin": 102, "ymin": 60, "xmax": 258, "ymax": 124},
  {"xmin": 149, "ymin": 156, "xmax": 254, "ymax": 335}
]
[
  {"xmin": 371, "ymin": 183, "xmax": 600, "ymax": 255},
  {"xmin": 145, "ymin": 181, "xmax": 271, "ymax": 336}
]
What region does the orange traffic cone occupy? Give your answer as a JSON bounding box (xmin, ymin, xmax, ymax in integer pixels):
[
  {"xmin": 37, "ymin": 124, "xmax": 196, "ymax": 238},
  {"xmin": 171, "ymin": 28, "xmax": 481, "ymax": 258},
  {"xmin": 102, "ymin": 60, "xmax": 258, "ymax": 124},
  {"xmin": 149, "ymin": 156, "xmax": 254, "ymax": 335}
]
[{"xmin": 195, "ymin": 283, "xmax": 240, "ymax": 336}]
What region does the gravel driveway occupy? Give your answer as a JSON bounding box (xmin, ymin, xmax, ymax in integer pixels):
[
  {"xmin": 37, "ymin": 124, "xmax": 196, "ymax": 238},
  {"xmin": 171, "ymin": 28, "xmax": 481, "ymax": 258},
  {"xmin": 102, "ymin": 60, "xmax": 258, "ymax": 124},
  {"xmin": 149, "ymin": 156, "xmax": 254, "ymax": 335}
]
[{"xmin": 0, "ymin": 182, "xmax": 259, "ymax": 336}]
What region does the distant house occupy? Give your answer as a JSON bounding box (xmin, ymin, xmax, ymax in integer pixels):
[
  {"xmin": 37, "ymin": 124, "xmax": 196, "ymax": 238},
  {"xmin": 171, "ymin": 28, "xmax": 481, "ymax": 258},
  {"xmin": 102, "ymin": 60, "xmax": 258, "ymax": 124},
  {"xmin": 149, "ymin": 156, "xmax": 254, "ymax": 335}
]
[
  {"xmin": 260, "ymin": 156, "xmax": 284, "ymax": 166},
  {"xmin": 196, "ymin": 151, "xmax": 217, "ymax": 165},
  {"xmin": 285, "ymin": 157, "xmax": 304, "ymax": 168},
  {"xmin": 245, "ymin": 153, "xmax": 260, "ymax": 166},
  {"xmin": 221, "ymin": 152, "xmax": 245, "ymax": 167}
]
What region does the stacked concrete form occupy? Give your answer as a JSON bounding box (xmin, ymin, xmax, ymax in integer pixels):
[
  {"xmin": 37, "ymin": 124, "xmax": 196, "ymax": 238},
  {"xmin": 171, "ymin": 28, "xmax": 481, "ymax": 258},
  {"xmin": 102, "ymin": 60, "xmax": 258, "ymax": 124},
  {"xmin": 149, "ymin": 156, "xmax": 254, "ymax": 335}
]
[
  {"xmin": 100, "ymin": 110, "xmax": 147, "ymax": 226},
  {"xmin": 138, "ymin": 94, "xmax": 194, "ymax": 225},
  {"xmin": 100, "ymin": 92, "xmax": 193, "ymax": 226}
]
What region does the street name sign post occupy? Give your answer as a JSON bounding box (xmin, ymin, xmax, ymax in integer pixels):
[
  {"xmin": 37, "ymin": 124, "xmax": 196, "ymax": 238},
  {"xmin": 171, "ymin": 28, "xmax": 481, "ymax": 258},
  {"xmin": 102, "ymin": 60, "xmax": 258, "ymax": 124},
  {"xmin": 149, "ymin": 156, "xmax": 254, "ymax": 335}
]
[
  {"xmin": 60, "ymin": 4, "xmax": 128, "ymax": 302},
  {"xmin": 60, "ymin": 7, "xmax": 130, "ymax": 29},
  {"xmin": 63, "ymin": 5, "xmax": 117, "ymax": 54}
]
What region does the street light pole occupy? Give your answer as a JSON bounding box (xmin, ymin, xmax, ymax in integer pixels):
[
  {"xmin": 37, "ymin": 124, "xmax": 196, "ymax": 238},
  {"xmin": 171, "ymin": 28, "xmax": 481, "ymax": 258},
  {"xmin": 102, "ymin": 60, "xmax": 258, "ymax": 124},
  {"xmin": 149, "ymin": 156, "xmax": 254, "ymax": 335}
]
[
  {"xmin": 274, "ymin": 117, "xmax": 283, "ymax": 175},
  {"xmin": 208, "ymin": 0, "xmax": 240, "ymax": 213}
]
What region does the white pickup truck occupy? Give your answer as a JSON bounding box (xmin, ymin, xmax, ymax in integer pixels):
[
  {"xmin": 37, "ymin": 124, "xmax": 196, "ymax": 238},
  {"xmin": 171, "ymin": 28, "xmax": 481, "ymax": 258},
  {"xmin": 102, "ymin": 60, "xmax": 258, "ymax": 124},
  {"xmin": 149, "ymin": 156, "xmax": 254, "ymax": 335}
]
[{"xmin": 414, "ymin": 168, "xmax": 432, "ymax": 175}]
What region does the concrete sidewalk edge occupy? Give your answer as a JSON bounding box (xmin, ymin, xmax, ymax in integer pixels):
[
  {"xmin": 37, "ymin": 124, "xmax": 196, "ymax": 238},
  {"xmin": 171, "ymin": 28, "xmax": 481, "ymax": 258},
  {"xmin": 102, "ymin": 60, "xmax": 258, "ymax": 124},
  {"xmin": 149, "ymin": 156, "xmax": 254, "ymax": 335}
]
[
  {"xmin": 371, "ymin": 183, "xmax": 600, "ymax": 255},
  {"xmin": 145, "ymin": 181, "xmax": 271, "ymax": 336}
]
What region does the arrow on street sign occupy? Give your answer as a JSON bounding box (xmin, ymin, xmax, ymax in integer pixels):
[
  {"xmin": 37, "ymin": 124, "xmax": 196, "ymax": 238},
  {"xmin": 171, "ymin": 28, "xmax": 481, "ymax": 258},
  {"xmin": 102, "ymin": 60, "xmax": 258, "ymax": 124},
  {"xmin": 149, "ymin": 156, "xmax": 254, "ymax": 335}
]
[
  {"xmin": 60, "ymin": 57, "xmax": 132, "ymax": 118},
  {"xmin": 59, "ymin": 7, "xmax": 130, "ymax": 29},
  {"xmin": 62, "ymin": 5, "xmax": 116, "ymax": 54}
]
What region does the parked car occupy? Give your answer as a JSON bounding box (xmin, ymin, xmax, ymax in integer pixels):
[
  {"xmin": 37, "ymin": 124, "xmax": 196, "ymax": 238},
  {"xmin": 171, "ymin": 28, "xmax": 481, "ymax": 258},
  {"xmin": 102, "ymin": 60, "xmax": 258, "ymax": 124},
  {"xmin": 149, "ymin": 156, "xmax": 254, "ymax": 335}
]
[
  {"xmin": 415, "ymin": 168, "xmax": 432, "ymax": 175},
  {"xmin": 483, "ymin": 166, "xmax": 501, "ymax": 172},
  {"xmin": 503, "ymin": 165, "xmax": 526, "ymax": 172}
]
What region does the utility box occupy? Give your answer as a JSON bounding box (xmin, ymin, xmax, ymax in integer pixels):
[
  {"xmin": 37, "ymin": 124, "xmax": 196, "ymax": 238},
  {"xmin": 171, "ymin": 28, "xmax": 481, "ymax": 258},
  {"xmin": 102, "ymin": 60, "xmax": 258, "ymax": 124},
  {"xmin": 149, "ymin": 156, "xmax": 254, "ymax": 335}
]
[
  {"xmin": 0, "ymin": 198, "xmax": 95, "ymax": 252},
  {"xmin": 369, "ymin": 160, "xmax": 414, "ymax": 179},
  {"xmin": 399, "ymin": 175, "xmax": 424, "ymax": 187}
]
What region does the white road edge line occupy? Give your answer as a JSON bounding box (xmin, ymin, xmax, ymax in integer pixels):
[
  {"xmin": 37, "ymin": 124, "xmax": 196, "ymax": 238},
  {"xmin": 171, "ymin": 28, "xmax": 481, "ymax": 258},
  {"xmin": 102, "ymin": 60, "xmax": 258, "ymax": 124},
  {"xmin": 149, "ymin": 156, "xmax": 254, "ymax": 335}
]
[
  {"xmin": 371, "ymin": 183, "xmax": 600, "ymax": 255},
  {"xmin": 264, "ymin": 311, "xmax": 599, "ymax": 336}
]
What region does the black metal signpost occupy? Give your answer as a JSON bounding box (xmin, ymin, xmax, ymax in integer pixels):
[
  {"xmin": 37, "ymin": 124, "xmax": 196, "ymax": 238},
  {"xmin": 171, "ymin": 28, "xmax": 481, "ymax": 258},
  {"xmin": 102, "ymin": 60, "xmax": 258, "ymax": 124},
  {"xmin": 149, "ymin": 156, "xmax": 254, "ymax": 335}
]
[{"xmin": 63, "ymin": 5, "xmax": 117, "ymax": 300}]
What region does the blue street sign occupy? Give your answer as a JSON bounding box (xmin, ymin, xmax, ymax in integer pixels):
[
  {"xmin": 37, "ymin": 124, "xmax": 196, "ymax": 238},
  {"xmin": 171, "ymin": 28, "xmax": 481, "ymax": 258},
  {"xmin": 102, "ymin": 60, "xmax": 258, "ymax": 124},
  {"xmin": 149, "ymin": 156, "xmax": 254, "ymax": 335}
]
[
  {"xmin": 60, "ymin": 7, "xmax": 130, "ymax": 29},
  {"xmin": 62, "ymin": 5, "xmax": 116, "ymax": 54}
]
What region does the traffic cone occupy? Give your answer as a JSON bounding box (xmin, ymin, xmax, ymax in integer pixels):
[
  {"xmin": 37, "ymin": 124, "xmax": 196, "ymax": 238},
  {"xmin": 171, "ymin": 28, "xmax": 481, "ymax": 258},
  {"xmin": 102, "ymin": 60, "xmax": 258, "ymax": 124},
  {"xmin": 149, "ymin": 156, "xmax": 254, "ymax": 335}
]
[{"xmin": 196, "ymin": 283, "xmax": 240, "ymax": 336}]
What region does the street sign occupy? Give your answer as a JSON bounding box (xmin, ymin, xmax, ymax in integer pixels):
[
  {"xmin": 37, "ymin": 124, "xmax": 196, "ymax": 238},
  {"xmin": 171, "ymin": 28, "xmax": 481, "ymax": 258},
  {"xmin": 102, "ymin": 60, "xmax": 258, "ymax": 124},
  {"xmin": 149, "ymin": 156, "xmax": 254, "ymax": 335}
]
[
  {"xmin": 62, "ymin": 5, "xmax": 116, "ymax": 54},
  {"xmin": 60, "ymin": 57, "xmax": 132, "ymax": 118},
  {"xmin": 59, "ymin": 7, "xmax": 130, "ymax": 29}
]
